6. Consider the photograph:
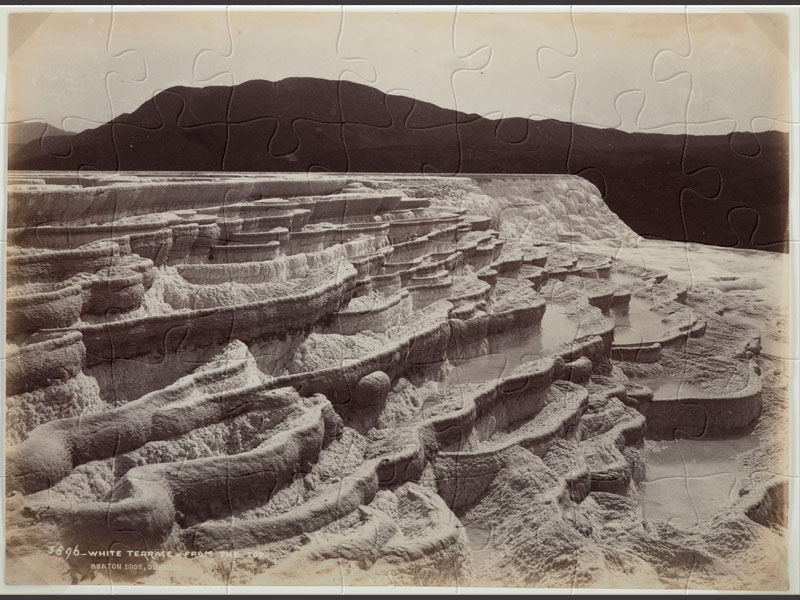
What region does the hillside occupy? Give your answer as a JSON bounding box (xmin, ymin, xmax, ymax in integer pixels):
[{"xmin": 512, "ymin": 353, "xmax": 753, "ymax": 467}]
[
  {"xmin": 7, "ymin": 121, "xmax": 70, "ymax": 158},
  {"xmin": 9, "ymin": 77, "xmax": 790, "ymax": 251}
]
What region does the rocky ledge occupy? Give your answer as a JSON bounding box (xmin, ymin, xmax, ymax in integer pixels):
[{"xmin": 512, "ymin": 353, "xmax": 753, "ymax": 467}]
[{"xmin": 4, "ymin": 172, "xmax": 788, "ymax": 589}]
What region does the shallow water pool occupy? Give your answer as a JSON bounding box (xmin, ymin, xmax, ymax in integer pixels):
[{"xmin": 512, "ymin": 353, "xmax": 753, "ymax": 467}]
[
  {"xmin": 635, "ymin": 375, "xmax": 711, "ymax": 400},
  {"xmin": 443, "ymin": 307, "xmax": 579, "ymax": 386},
  {"xmin": 612, "ymin": 297, "xmax": 678, "ymax": 345},
  {"xmin": 462, "ymin": 521, "xmax": 492, "ymax": 550},
  {"xmin": 639, "ymin": 434, "xmax": 759, "ymax": 526}
]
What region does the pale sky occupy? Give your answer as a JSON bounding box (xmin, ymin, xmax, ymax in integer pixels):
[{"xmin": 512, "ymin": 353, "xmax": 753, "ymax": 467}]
[{"xmin": 6, "ymin": 8, "xmax": 793, "ymax": 135}]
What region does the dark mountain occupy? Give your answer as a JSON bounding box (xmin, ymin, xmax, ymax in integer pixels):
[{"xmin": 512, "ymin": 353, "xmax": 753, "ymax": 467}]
[
  {"xmin": 9, "ymin": 77, "xmax": 790, "ymax": 252},
  {"xmin": 7, "ymin": 121, "xmax": 71, "ymax": 158}
]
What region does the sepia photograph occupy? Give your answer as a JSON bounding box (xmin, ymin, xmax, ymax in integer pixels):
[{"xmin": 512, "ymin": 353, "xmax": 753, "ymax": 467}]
[{"xmin": 2, "ymin": 5, "xmax": 798, "ymax": 593}]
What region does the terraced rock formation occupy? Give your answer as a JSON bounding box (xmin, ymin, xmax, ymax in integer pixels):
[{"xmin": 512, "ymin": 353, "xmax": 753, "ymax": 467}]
[{"xmin": 4, "ymin": 172, "xmax": 789, "ymax": 588}]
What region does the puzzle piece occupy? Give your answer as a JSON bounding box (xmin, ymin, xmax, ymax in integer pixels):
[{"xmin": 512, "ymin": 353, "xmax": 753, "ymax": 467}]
[{"xmin": 3, "ymin": 6, "xmax": 797, "ymax": 594}]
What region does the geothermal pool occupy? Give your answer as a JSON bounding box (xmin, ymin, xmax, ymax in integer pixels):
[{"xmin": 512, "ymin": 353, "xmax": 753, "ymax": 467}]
[
  {"xmin": 611, "ymin": 296, "xmax": 674, "ymax": 345},
  {"xmin": 442, "ymin": 307, "xmax": 579, "ymax": 386},
  {"xmin": 635, "ymin": 375, "xmax": 711, "ymax": 400},
  {"xmin": 640, "ymin": 433, "xmax": 760, "ymax": 525},
  {"xmin": 462, "ymin": 521, "xmax": 493, "ymax": 550},
  {"xmin": 443, "ymin": 290, "xmax": 761, "ymax": 528}
]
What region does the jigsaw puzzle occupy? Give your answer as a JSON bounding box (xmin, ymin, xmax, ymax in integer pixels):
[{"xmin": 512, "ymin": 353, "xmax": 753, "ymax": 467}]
[{"xmin": 2, "ymin": 6, "xmax": 797, "ymax": 593}]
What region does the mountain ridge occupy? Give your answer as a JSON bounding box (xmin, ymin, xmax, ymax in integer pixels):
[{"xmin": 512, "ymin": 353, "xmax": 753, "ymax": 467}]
[{"xmin": 9, "ymin": 76, "xmax": 790, "ymax": 251}]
